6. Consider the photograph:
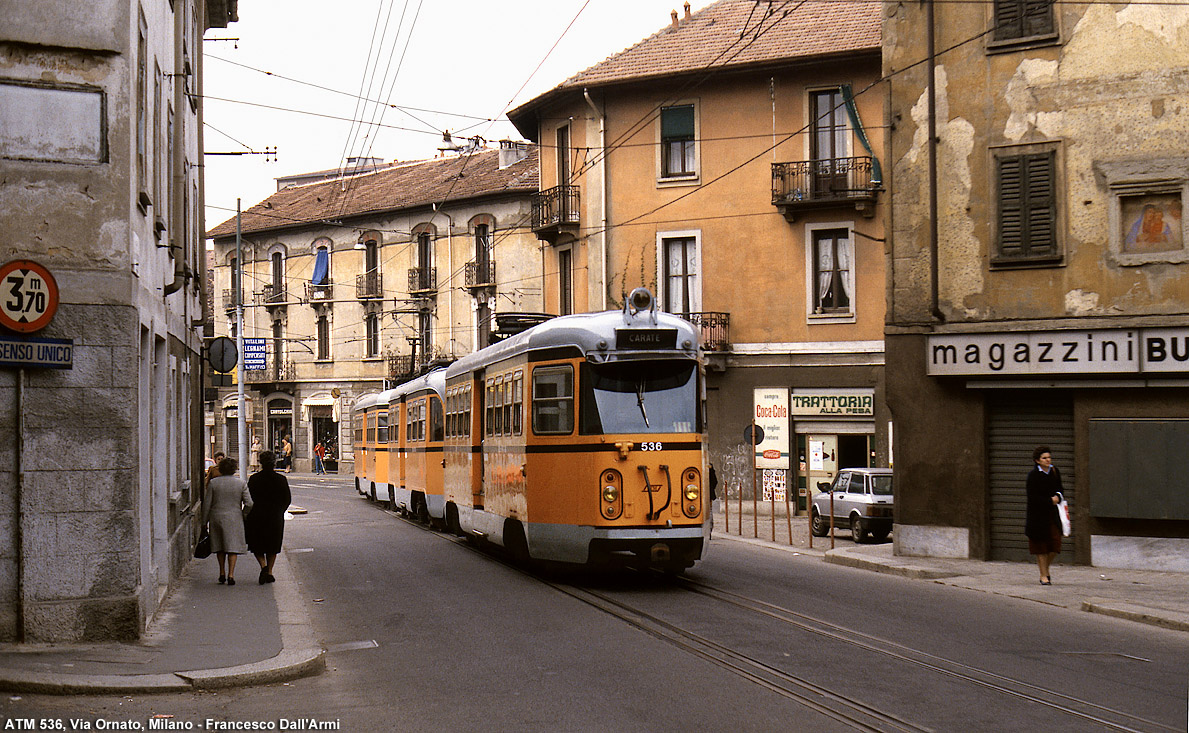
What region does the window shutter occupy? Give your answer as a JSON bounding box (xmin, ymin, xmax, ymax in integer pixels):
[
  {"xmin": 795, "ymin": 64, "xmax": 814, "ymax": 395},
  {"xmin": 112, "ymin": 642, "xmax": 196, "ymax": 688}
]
[
  {"xmin": 997, "ymin": 156, "xmax": 1025, "ymax": 258},
  {"xmin": 997, "ymin": 151, "xmax": 1056, "ymax": 261},
  {"xmin": 994, "ymin": 0, "xmax": 1024, "ymax": 40},
  {"xmin": 661, "ymin": 105, "xmax": 695, "ymax": 140},
  {"xmin": 1023, "ymin": 0, "xmax": 1055, "ymax": 37}
]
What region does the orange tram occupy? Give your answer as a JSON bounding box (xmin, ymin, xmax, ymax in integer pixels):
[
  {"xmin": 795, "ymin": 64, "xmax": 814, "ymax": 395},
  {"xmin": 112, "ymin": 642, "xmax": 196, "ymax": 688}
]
[{"xmin": 354, "ymin": 288, "xmax": 709, "ymax": 571}]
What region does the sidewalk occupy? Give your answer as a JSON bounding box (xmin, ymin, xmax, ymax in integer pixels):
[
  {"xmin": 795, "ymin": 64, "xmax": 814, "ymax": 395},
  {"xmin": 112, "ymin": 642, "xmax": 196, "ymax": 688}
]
[
  {"xmin": 0, "ymin": 549, "xmax": 324, "ymax": 695},
  {"xmin": 0, "ymin": 505, "xmax": 1185, "ymax": 696},
  {"xmin": 713, "ymin": 505, "xmax": 1189, "ymax": 633}
]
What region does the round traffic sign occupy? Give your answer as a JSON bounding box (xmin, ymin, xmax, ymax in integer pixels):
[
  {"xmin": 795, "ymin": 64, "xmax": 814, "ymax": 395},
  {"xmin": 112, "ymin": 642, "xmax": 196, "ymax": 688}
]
[
  {"xmin": 0, "ymin": 260, "xmax": 60, "ymax": 333},
  {"xmin": 207, "ymin": 336, "xmax": 239, "ymax": 373},
  {"xmin": 744, "ymin": 424, "xmax": 765, "ymax": 445}
]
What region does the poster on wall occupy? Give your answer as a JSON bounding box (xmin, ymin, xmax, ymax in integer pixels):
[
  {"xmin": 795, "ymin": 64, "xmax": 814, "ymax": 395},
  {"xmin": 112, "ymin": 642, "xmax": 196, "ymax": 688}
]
[
  {"xmin": 762, "ymin": 469, "xmax": 787, "ymax": 501},
  {"xmin": 753, "ymin": 388, "xmax": 790, "ymax": 469}
]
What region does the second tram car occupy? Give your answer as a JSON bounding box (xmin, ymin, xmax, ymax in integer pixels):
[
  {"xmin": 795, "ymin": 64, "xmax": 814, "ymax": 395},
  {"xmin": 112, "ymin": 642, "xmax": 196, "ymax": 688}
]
[{"xmin": 354, "ymin": 288, "xmax": 708, "ymax": 571}]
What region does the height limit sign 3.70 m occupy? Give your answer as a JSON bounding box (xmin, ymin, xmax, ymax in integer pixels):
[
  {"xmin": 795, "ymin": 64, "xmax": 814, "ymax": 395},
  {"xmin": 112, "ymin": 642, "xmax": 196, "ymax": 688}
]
[{"xmin": 0, "ymin": 260, "xmax": 60, "ymax": 334}]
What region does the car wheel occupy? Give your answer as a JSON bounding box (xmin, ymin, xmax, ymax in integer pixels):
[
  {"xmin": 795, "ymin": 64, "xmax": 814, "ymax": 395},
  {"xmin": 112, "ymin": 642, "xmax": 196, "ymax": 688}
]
[
  {"xmin": 851, "ymin": 515, "xmax": 868, "ymax": 543},
  {"xmin": 810, "ymin": 509, "xmax": 829, "ymax": 537}
]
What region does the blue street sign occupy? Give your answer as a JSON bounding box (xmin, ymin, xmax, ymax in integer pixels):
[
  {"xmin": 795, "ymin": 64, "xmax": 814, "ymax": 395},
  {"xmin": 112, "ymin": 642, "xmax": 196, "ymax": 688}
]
[
  {"xmin": 242, "ymin": 337, "xmax": 267, "ymax": 370},
  {"xmin": 0, "ymin": 335, "xmax": 73, "ymax": 370}
]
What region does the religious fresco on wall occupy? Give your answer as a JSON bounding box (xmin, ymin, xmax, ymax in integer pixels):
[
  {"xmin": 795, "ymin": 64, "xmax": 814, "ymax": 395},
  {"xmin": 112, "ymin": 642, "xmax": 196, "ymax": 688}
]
[{"xmin": 1122, "ymin": 193, "xmax": 1183, "ymax": 254}]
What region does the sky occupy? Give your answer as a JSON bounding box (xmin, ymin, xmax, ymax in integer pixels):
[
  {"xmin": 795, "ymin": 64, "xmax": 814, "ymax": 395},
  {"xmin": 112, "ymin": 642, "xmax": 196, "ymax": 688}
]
[{"xmin": 202, "ymin": 0, "xmax": 714, "ymax": 234}]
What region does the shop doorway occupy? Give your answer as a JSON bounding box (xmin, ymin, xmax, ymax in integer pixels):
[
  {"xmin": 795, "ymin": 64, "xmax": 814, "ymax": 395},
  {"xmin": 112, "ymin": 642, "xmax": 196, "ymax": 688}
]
[
  {"xmin": 838, "ymin": 434, "xmax": 872, "ymax": 469},
  {"xmin": 311, "ymin": 415, "xmax": 339, "ymax": 472}
]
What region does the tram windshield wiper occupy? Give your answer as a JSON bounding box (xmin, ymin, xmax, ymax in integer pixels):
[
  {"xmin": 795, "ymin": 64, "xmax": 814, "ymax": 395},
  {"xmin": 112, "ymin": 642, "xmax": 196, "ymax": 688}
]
[{"xmin": 636, "ymin": 378, "xmax": 650, "ymax": 428}]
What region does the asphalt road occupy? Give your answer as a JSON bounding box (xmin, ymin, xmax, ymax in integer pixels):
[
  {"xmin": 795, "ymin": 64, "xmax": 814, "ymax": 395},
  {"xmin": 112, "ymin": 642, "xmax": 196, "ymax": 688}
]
[{"xmin": 7, "ymin": 474, "xmax": 1188, "ymax": 732}]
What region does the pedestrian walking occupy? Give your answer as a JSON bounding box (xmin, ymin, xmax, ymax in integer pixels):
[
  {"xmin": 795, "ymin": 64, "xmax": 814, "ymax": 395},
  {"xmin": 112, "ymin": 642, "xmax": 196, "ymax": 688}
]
[
  {"xmin": 202, "ymin": 456, "xmax": 253, "ymax": 585},
  {"xmin": 281, "ymin": 435, "xmax": 293, "ymax": 473},
  {"xmin": 204, "ymin": 451, "xmax": 226, "ymax": 487},
  {"xmin": 1025, "ymin": 445, "xmax": 1063, "ymax": 586},
  {"xmin": 313, "ymin": 441, "xmax": 326, "ymax": 475},
  {"xmin": 245, "ymin": 450, "xmax": 292, "ymax": 584}
]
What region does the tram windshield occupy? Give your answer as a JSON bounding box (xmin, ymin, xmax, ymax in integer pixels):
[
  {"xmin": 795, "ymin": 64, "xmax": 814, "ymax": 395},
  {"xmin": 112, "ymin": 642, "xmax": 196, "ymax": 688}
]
[{"xmin": 580, "ymin": 360, "xmax": 699, "ymax": 435}]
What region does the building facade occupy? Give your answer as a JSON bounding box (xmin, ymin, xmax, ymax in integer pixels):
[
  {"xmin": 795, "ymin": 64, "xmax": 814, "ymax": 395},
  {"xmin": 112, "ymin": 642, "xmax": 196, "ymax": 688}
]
[
  {"xmin": 0, "ymin": 0, "xmax": 236, "ymax": 640},
  {"xmin": 206, "ymin": 144, "xmax": 542, "ymax": 473},
  {"xmin": 885, "ymin": 4, "xmax": 1189, "ymax": 569},
  {"xmin": 509, "ymin": 0, "xmax": 888, "ymax": 505}
]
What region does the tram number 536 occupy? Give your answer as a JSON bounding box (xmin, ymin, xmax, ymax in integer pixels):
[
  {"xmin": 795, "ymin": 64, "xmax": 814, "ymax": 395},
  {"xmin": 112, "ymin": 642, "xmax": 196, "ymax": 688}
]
[
  {"xmin": 0, "ymin": 260, "xmax": 60, "ymax": 334},
  {"xmin": 640, "ymin": 442, "xmax": 664, "ymax": 451}
]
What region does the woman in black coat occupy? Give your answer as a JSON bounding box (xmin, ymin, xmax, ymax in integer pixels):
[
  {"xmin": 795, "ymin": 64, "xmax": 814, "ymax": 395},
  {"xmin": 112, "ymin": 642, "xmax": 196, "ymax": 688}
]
[
  {"xmin": 246, "ymin": 450, "xmax": 292, "ymax": 584},
  {"xmin": 1024, "ymin": 445, "xmax": 1063, "ymax": 586}
]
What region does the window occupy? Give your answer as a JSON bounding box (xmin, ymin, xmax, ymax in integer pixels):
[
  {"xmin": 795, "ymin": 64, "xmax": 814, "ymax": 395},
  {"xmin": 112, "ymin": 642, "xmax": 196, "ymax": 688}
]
[
  {"xmin": 811, "ymin": 228, "xmax": 852, "ymax": 315},
  {"xmin": 558, "ymin": 247, "xmax": 573, "ymax": 316},
  {"xmin": 418, "ymin": 310, "xmax": 432, "ymax": 358},
  {"xmin": 365, "ymin": 313, "xmax": 379, "ymax": 358},
  {"xmin": 136, "ymin": 11, "xmax": 148, "ymax": 205},
  {"xmin": 417, "ymin": 230, "xmax": 432, "ymax": 270},
  {"xmin": 660, "ymin": 105, "xmax": 696, "ymax": 178},
  {"xmin": 317, "ymin": 314, "xmax": 330, "ymax": 360},
  {"xmin": 993, "ymin": 0, "xmax": 1055, "ymax": 43},
  {"xmin": 847, "ymin": 474, "xmax": 865, "ymax": 494},
  {"xmin": 271, "ymin": 251, "xmax": 284, "ymax": 292},
  {"xmin": 660, "ymin": 235, "xmax": 698, "ymax": 314},
  {"xmin": 430, "ymin": 396, "xmax": 443, "ymax": 442},
  {"xmin": 511, "ymin": 372, "xmax": 523, "ymax": 435},
  {"xmin": 493, "ymin": 377, "xmax": 505, "ymax": 435},
  {"xmin": 377, "ymin": 410, "xmax": 388, "ymax": 444},
  {"xmin": 485, "ymin": 379, "xmax": 495, "ymax": 436},
  {"xmin": 312, "ymin": 237, "xmax": 331, "ymax": 285},
  {"xmin": 271, "ymin": 319, "xmax": 284, "ymax": 368},
  {"xmin": 810, "ymin": 89, "xmax": 850, "ymax": 197},
  {"xmin": 532, "ymin": 365, "xmax": 574, "ymax": 435},
  {"xmin": 995, "ymin": 149, "xmax": 1058, "ymax": 264},
  {"xmin": 556, "ymin": 124, "xmax": 571, "ymax": 185}
]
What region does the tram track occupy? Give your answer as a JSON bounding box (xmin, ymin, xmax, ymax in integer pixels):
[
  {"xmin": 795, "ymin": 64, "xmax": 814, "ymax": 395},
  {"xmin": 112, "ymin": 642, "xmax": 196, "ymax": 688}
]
[{"xmin": 383, "ymin": 503, "xmax": 1175, "ymax": 732}]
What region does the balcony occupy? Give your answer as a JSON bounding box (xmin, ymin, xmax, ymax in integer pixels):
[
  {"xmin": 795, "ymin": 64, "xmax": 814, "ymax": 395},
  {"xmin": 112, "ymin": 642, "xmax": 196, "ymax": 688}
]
[
  {"xmin": 464, "ymin": 260, "xmax": 496, "ymax": 290},
  {"xmin": 242, "ymin": 357, "xmax": 296, "ymax": 384},
  {"xmin": 531, "ymin": 185, "xmax": 580, "ymax": 242},
  {"xmin": 222, "ymin": 289, "xmax": 237, "ymax": 313},
  {"xmin": 257, "ymin": 283, "xmax": 286, "ymax": 309},
  {"xmin": 356, "ymin": 271, "xmax": 382, "ymax": 300},
  {"xmin": 388, "ymin": 353, "xmax": 415, "ymax": 381},
  {"xmin": 679, "ymin": 312, "xmax": 730, "ymax": 352},
  {"xmin": 305, "ymin": 280, "xmax": 333, "ymax": 303},
  {"xmin": 771, "ymin": 157, "xmax": 879, "ymax": 221},
  {"xmin": 408, "ymin": 267, "xmax": 437, "ymax": 296}
]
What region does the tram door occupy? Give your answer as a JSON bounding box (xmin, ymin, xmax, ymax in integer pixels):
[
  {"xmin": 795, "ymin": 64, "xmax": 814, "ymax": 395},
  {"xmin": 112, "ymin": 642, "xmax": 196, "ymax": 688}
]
[
  {"xmin": 474, "ymin": 372, "xmax": 486, "ymax": 509},
  {"xmin": 806, "ymin": 435, "xmax": 838, "ymax": 494}
]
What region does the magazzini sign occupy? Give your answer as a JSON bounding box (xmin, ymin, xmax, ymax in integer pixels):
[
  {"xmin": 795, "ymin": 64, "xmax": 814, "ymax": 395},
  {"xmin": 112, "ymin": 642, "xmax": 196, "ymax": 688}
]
[{"xmin": 927, "ymin": 327, "xmax": 1189, "ymax": 376}]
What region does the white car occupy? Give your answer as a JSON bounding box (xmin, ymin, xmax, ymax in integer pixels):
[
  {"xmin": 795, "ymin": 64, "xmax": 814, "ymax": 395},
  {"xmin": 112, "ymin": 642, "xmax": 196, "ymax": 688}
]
[{"xmin": 810, "ymin": 468, "xmax": 894, "ymax": 543}]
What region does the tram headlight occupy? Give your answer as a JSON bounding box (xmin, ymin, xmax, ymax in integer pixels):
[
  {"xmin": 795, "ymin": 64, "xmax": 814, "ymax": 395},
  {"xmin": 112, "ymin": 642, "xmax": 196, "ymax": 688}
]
[
  {"xmin": 600, "ymin": 469, "xmax": 623, "ymax": 520},
  {"xmin": 682, "ymin": 467, "xmax": 702, "ymax": 519},
  {"xmin": 684, "ymin": 484, "xmax": 699, "ymax": 501}
]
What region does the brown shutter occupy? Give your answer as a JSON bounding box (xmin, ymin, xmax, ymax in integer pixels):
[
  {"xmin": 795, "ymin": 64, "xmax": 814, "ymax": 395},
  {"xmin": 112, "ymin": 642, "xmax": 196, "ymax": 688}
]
[
  {"xmin": 997, "ymin": 155, "xmax": 1024, "ymax": 258},
  {"xmin": 997, "ymin": 151, "xmax": 1057, "ymax": 261},
  {"xmin": 1025, "ymin": 151, "xmax": 1056, "ymax": 256}
]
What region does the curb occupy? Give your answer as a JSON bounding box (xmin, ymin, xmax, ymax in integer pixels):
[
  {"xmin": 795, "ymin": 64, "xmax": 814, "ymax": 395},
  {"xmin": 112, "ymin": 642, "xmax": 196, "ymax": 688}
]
[
  {"xmin": 823, "ymin": 547, "xmax": 957, "ymax": 580},
  {"xmin": 1081, "ymin": 600, "xmax": 1189, "ymax": 633},
  {"xmin": 0, "ymin": 551, "xmax": 326, "ymax": 695}
]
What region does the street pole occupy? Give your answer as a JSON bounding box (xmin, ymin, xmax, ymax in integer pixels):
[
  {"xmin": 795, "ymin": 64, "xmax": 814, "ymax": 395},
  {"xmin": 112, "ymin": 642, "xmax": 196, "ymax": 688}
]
[{"xmin": 235, "ymin": 199, "xmax": 248, "ymax": 480}]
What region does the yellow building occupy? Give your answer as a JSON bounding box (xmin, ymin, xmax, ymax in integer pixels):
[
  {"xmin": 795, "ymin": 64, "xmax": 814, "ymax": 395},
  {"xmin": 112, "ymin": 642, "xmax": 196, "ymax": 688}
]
[
  {"xmin": 509, "ymin": 0, "xmax": 887, "ymax": 503},
  {"xmin": 206, "ymin": 144, "xmax": 541, "ymax": 473}
]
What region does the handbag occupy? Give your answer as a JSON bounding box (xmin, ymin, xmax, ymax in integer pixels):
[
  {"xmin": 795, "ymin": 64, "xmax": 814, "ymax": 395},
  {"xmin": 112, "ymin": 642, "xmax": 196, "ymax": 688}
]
[
  {"xmin": 1055, "ymin": 492, "xmax": 1071, "ymax": 537},
  {"xmin": 194, "ymin": 528, "xmax": 212, "ymax": 559}
]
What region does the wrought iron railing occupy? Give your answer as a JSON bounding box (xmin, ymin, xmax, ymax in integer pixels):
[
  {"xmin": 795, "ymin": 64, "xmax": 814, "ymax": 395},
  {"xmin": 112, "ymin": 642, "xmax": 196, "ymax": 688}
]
[
  {"xmin": 679, "ymin": 311, "xmax": 730, "ymax": 352},
  {"xmin": 258, "ymin": 283, "xmax": 286, "ymax": 305},
  {"xmin": 531, "ymin": 185, "xmax": 580, "ymax": 232},
  {"xmin": 242, "ymin": 357, "xmax": 296, "ymax": 383},
  {"xmin": 305, "ymin": 280, "xmax": 333, "ymax": 302},
  {"xmin": 465, "ymin": 260, "xmax": 496, "ymax": 288},
  {"xmin": 388, "ymin": 354, "xmax": 414, "ymax": 380},
  {"xmin": 356, "ymin": 271, "xmax": 382, "ymax": 299},
  {"xmin": 408, "ymin": 267, "xmax": 437, "ymax": 294},
  {"xmin": 222, "ymin": 289, "xmax": 236, "ymax": 312},
  {"xmin": 771, "ymin": 157, "xmax": 878, "ymax": 206}
]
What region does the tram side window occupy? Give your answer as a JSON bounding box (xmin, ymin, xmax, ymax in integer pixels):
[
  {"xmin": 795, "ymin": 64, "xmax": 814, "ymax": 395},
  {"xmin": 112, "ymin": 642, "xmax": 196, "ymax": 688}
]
[
  {"xmin": 378, "ymin": 411, "xmax": 388, "ymax": 444},
  {"xmin": 494, "ymin": 378, "xmax": 505, "ymax": 435},
  {"xmin": 532, "ymin": 365, "xmax": 574, "ymax": 435},
  {"xmin": 367, "ymin": 413, "xmax": 375, "ymax": 444},
  {"xmin": 446, "ymin": 391, "xmax": 456, "ymax": 438},
  {"xmin": 462, "ymin": 385, "xmax": 471, "ymax": 439},
  {"xmin": 355, "ymin": 415, "xmax": 363, "ymax": 445},
  {"xmin": 430, "ymin": 396, "xmax": 443, "ymax": 442},
  {"xmin": 485, "ymin": 380, "xmax": 495, "ymax": 436},
  {"xmin": 512, "ymin": 372, "xmax": 523, "ymax": 435}
]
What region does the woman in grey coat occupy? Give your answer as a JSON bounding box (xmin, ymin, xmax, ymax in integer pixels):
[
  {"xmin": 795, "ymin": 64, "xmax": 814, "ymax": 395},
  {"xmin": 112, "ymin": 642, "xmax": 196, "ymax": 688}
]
[{"xmin": 202, "ymin": 457, "xmax": 253, "ymax": 585}]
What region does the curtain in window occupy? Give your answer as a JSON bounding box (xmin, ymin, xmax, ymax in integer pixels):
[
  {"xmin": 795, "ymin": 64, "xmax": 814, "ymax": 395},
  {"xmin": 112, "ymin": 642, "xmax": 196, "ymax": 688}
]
[
  {"xmin": 837, "ymin": 237, "xmax": 852, "ymax": 301},
  {"xmin": 817, "ymin": 245, "xmax": 834, "ymax": 304},
  {"xmin": 665, "ymin": 238, "xmax": 697, "ymax": 313},
  {"xmin": 312, "ymin": 247, "xmax": 329, "ymax": 284}
]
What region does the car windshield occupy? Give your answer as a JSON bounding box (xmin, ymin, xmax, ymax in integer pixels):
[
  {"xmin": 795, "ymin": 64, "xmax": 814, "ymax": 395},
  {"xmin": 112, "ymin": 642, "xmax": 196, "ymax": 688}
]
[
  {"xmin": 871, "ymin": 475, "xmax": 893, "ymax": 496},
  {"xmin": 580, "ymin": 360, "xmax": 698, "ymax": 434}
]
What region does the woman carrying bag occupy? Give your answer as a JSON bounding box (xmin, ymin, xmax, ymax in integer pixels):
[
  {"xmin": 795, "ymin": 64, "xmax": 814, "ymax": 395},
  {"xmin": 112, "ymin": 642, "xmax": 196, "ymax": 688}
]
[
  {"xmin": 1024, "ymin": 446, "xmax": 1064, "ymax": 586},
  {"xmin": 202, "ymin": 456, "xmax": 253, "ymax": 585}
]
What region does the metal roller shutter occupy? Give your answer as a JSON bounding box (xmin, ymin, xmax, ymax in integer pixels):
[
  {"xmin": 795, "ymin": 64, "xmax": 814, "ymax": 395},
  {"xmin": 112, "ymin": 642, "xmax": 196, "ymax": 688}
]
[{"xmin": 988, "ymin": 393, "xmax": 1074, "ymax": 562}]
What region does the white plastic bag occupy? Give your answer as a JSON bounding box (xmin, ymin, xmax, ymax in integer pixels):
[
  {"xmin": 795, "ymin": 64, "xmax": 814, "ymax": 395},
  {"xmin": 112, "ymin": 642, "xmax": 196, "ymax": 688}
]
[{"xmin": 1056, "ymin": 492, "xmax": 1071, "ymax": 537}]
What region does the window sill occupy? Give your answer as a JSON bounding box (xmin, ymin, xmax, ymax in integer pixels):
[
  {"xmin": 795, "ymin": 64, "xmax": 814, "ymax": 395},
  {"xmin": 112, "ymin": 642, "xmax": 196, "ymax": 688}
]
[
  {"xmin": 986, "ymin": 32, "xmax": 1060, "ymax": 55},
  {"xmin": 807, "ymin": 312, "xmax": 856, "ymax": 325},
  {"xmin": 989, "ymin": 256, "xmax": 1064, "ymax": 270},
  {"xmin": 362, "ymin": 357, "xmax": 384, "ymax": 362},
  {"xmin": 657, "ymin": 173, "xmax": 700, "ymax": 188}
]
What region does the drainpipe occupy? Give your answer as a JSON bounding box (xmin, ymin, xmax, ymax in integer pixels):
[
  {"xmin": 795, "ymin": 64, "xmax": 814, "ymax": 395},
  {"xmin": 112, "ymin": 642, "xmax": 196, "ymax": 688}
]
[
  {"xmin": 164, "ymin": 5, "xmax": 187, "ymax": 296},
  {"xmin": 582, "ymin": 89, "xmax": 608, "ymax": 311},
  {"xmin": 927, "ymin": 0, "xmax": 944, "ymax": 322}
]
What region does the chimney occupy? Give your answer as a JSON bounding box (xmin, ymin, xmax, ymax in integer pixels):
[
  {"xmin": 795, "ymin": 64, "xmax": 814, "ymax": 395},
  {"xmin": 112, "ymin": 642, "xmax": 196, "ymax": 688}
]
[
  {"xmin": 671, "ymin": 10, "xmax": 678, "ymax": 28},
  {"xmin": 684, "ymin": 2, "xmax": 691, "ymax": 19}
]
